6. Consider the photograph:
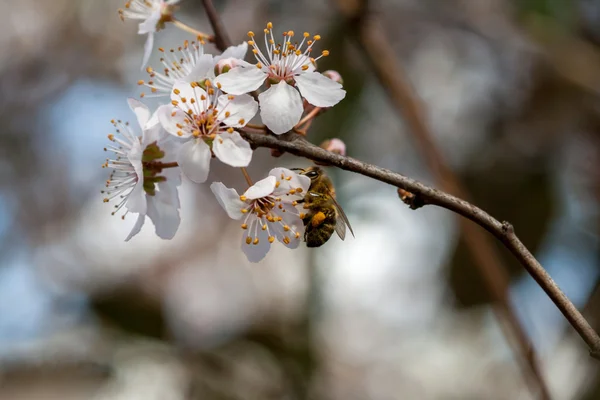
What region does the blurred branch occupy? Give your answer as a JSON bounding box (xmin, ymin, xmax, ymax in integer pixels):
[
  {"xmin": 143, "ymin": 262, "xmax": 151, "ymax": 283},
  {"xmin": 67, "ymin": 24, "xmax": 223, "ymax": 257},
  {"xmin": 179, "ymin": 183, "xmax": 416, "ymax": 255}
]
[
  {"xmin": 239, "ymin": 128, "xmax": 600, "ymax": 361},
  {"xmin": 334, "ymin": 1, "xmax": 551, "ymax": 399}
]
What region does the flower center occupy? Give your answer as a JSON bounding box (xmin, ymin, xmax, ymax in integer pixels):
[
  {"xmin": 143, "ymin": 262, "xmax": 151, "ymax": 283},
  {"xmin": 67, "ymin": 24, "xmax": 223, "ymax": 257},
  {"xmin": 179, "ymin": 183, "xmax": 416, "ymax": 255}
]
[{"xmin": 141, "ymin": 141, "xmax": 167, "ymax": 196}]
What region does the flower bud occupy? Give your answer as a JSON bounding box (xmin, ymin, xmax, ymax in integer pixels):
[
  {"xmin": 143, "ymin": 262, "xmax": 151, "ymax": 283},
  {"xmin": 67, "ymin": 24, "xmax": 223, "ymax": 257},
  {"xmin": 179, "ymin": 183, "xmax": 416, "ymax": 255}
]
[
  {"xmin": 271, "ymin": 148, "xmax": 285, "ymax": 158},
  {"xmin": 214, "ymin": 58, "xmax": 241, "ymax": 76},
  {"xmin": 322, "ymin": 70, "xmax": 343, "ymax": 85},
  {"xmin": 315, "ymin": 138, "xmax": 346, "ymax": 166}
]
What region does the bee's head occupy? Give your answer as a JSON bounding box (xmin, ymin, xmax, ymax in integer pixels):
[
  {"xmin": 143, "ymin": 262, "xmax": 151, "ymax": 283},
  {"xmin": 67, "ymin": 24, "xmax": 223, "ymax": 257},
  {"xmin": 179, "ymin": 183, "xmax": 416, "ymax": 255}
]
[{"xmin": 292, "ymin": 166, "xmax": 322, "ymax": 181}]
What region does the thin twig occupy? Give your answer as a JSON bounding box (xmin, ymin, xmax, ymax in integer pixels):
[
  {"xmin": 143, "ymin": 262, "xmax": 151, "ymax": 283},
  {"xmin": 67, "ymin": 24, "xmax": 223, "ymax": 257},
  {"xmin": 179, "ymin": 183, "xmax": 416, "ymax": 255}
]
[
  {"xmin": 240, "ymin": 129, "xmax": 600, "ymax": 359},
  {"xmin": 200, "ymin": 0, "xmax": 231, "ymax": 50},
  {"xmin": 332, "ymin": 1, "xmax": 553, "ymax": 398}
]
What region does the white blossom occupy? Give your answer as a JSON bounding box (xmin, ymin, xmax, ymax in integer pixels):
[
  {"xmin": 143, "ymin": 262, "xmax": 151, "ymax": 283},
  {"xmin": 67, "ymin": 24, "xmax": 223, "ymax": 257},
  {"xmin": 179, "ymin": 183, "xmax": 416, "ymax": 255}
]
[
  {"xmin": 210, "ymin": 168, "xmax": 310, "ymax": 262},
  {"xmin": 103, "ymin": 98, "xmax": 181, "ymax": 241},
  {"xmin": 119, "ymin": 0, "xmax": 181, "ymax": 69},
  {"xmin": 157, "ymin": 80, "xmax": 258, "ymax": 183},
  {"xmin": 139, "ymin": 40, "xmax": 248, "ymax": 97},
  {"xmin": 214, "ymin": 22, "xmax": 346, "ymax": 134}
]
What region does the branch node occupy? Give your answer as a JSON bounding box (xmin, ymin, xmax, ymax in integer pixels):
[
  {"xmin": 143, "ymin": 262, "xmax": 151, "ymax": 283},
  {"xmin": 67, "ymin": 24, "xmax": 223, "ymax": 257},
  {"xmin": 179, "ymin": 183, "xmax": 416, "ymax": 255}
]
[
  {"xmin": 398, "ymin": 188, "xmax": 427, "ymax": 210},
  {"xmin": 501, "ymin": 221, "xmax": 514, "ymax": 235}
]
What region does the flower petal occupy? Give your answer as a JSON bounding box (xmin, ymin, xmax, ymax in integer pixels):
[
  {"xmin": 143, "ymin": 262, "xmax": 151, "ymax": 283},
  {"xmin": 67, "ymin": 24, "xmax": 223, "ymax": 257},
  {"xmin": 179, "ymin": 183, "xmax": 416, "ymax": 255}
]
[
  {"xmin": 181, "ymin": 54, "xmax": 215, "ymax": 82},
  {"xmin": 125, "ymin": 144, "xmax": 147, "ymax": 214},
  {"xmin": 214, "ymin": 66, "xmax": 267, "ymax": 95},
  {"xmin": 177, "ymin": 139, "xmax": 212, "ymax": 183},
  {"xmin": 158, "ymin": 105, "xmax": 192, "ymax": 138},
  {"xmin": 294, "ymin": 72, "xmax": 346, "ymax": 107},
  {"xmin": 269, "ymin": 168, "xmax": 310, "ymax": 197},
  {"xmin": 242, "ymin": 176, "xmax": 276, "ymax": 200},
  {"xmin": 258, "ymin": 82, "xmax": 303, "ymax": 134},
  {"xmin": 213, "ymin": 131, "xmax": 252, "ymax": 167},
  {"xmin": 210, "ymin": 182, "xmax": 245, "ymax": 220},
  {"xmin": 138, "ymin": 10, "xmax": 160, "ymax": 34},
  {"xmin": 140, "ymin": 32, "xmax": 155, "ymax": 70},
  {"xmin": 217, "ymin": 94, "xmax": 258, "ymax": 127},
  {"xmin": 128, "ymin": 98, "xmax": 151, "ymax": 129},
  {"xmin": 146, "ymin": 190, "xmax": 181, "ymax": 240},
  {"xmin": 241, "ymin": 217, "xmax": 271, "ymax": 263},
  {"xmin": 125, "ymin": 214, "xmax": 146, "ymax": 242},
  {"xmin": 271, "ymin": 208, "xmax": 303, "ymax": 249},
  {"xmin": 217, "ymin": 42, "xmax": 248, "ymax": 62}
]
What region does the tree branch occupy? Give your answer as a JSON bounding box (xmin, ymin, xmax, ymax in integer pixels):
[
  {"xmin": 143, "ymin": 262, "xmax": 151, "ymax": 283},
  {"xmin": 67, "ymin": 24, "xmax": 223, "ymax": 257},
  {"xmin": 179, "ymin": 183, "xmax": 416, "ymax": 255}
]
[
  {"xmin": 241, "ymin": 130, "xmax": 600, "ymax": 359},
  {"xmin": 200, "ymin": 0, "xmax": 231, "ymax": 50}
]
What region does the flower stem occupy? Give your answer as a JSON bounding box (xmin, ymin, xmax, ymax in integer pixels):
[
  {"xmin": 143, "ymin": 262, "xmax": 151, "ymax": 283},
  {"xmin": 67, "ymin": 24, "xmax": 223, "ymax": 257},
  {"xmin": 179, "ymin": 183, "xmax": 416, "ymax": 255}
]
[
  {"xmin": 172, "ymin": 19, "xmax": 213, "ymax": 41},
  {"xmin": 296, "ymin": 107, "xmax": 322, "ymax": 129},
  {"xmin": 157, "ymin": 161, "xmax": 179, "ymax": 169},
  {"xmin": 245, "ymin": 123, "xmax": 267, "ymax": 131},
  {"xmin": 240, "ymin": 167, "xmax": 253, "ymax": 186}
]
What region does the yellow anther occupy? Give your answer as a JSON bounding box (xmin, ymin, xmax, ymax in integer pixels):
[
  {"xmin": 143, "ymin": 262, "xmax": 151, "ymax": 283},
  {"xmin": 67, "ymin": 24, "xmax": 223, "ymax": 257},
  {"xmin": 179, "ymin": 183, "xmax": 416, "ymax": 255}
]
[
  {"xmin": 295, "ymin": 188, "xmax": 303, "ymax": 193},
  {"xmin": 103, "ymin": 198, "xmax": 109, "ymax": 203},
  {"xmin": 253, "ymin": 237, "xmax": 259, "ymax": 245},
  {"xmin": 262, "ymin": 224, "xmax": 267, "ymax": 231},
  {"xmin": 248, "ymin": 40, "xmax": 254, "ymax": 46},
  {"xmin": 227, "ymin": 127, "xmax": 234, "ymax": 133},
  {"xmin": 295, "ymin": 50, "xmax": 301, "ymax": 56},
  {"xmin": 264, "ymin": 28, "xmax": 269, "ymax": 34},
  {"xmin": 137, "ymin": 80, "xmax": 144, "ymax": 85},
  {"xmin": 302, "ymin": 65, "xmax": 309, "ymax": 71},
  {"xmin": 283, "ymin": 225, "xmax": 290, "ymax": 232},
  {"xmin": 146, "ymin": 66, "xmax": 154, "ymax": 73},
  {"xmin": 299, "ymin": 213, "xmax": 306, "ymax": 219},
  {"xmin": 313, "ymin": 35, "xmax": 321, "ymax": 40},
  {"xmin": 295, "ymin": 232, "xmax": 301, "ymax": 239},
  {"xmin": 304, "ymin": 32, "xmax": 310, "ymax": 37},
  {"xmin": 275, "ymin": 181, "xmax": 280, "ymax": 188},
  {"xmin": 288, "ymin": 189, "xmax": 296, "ymax": 195},
  {"xmin": 190, "ymin": 98, "xmax": 196, "ymax": 104},
  {"xmin": 238, "ymin": 118, "xmax": 245, "ymax": 125},
  {"xmin": 241, "ymin": 223, "xmax": 248, "ymax": 229},
  {"xmin": 225, "ymin": 111, "xmax": 231, "ymax": 118},
  {"xmin": 288, "ymin": 30, "xmax": 294, "ymax": 37},
  {"xmin": 283, "ymin": 236, "xmax": 291, "ymax": 244},
  {"xmin": 241, "ymin": 208, "xmax": 248, "ymax": 213},
  {"xmin": 181, "ymin": 97, "xmax": 187, "ymax": 103},
  {"xmin": 322, "ymin": 50, "xmax": 330, "ymax": 56},
  {"xmin": 192, "ymin": 129, "xmax": 200, "ymax": 137},
  {"xmin": 173, "ymin": 88, "xmax": 180, "ymax": 95},
  {"xmin": 246, "ymin": 237, "xmax": 252, "ymax": 244},
  {"xmin": 285, "ymin": 176, "xmax": 292, "ymax": 181},
  {"xmin": 177, "ymin": 131, "xmax": 183, "ymax": 137},
  {"xmin": 240, "ymin": 195, "xmax": 247, "ymax": 201},
  {"xmin": 248, "ymin": 31, "xmax": 255, "ymax": 37},
  {"xmin": 171, "ymin": 100, "xmax": 179, "ymax": 106},
  {"xmin": 107, "ymin": 134, "xmax": 115, "ymax": 141},
  {"xmin": 268, "ymin": 236, "xmax": 275, "ymax": 243},
  {"xmin": 256, "ymin": 62, "xmax": 263, "ymax": 69},
  {"xmin": 252, "ymin": 49, "xmax": 259, "ymax": 54},
  {"xmin": 267, "ymin": 22, "xmax": 273, "ymax": 29},
  {"xmin": 151, "ymin": 88, "xmax": 157, "ymax": 93},
  {"xmin": 228, "ymin": 95, "xmax": 235, "ymax": 100}
]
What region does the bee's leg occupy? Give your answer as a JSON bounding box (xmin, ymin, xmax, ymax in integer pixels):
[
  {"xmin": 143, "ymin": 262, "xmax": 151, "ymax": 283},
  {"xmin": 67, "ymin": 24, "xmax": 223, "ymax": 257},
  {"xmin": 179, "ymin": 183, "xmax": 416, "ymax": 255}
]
[{"xmin": 311, "ymin": 211, "xmax": 327, "ymax": 227}]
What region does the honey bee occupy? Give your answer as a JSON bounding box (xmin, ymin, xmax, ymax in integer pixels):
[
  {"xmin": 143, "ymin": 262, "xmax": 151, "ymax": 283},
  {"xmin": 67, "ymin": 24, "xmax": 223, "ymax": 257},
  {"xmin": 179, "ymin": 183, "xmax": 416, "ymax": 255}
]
[{"xmin": 292, "ymin": 166, "xmax": 354, "ymax": 247}]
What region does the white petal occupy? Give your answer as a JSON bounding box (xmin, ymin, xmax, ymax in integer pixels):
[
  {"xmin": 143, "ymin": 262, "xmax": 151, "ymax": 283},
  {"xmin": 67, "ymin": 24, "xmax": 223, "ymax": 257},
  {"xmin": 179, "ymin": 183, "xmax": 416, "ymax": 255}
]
[
  {"xmin": 217, "ymin": 42, "xmax": 248, "ymax": 61},
  {"xmin": 146, "ymin": 191, "xmax": 180, "ymax": 239},
  {"xmin": 177, "ymin": 139, "xmax": 212, "ymax": 183},
  {"xmin": 242, "ymin": 176, "xmax": 276, "ymax": 200},
  {"xmin": 241, "ymin": 217, "xmax": 271, "ymax": 263},
  {"xmin": 181, "ymin": 54, "xmax": 215, "ymax": 82},
  {"xmin": 217, "ymin": 94, "xmax": 258, "ymax": 127},
  {"xmin": 269, "ymin": 168, "xmax": 311, "ymax": 197},
  {"xmin": 271, "ymin": 209, "xmax": 303, "ymax": 249},
  {"xmin": 138, "ymin": 10, "xmax": 160, "ymax": 34},
  {"xmin": 141, "ymin": 33, "xmax": 155, "ymax": 70},
  {"xmin": 214, "ymin": 67, "xmax": 267, "ymax": 95},
  {"xmin": 213, "ymin": 131, "xmax": 252, "ymax": 167},
  {"xmin": 295, "ymin": 72, "xmax": 346, "ymax": 107},
  {"xmin": 158, "ymin": 105, "xmax": 192, "ymax": 138},
  {"xmin": 125, "ymin": 145, "xmax": 147, "ymax": 214},
  {"xmin": 125, "ymin": 214, "xmax": 146, "ymax": 242},
  {"xmin": 127, "ymin": 98, "xmax": 151, "ymax": 129},
  {"xmin": 171, "ymin": 82, "xmax": 208, "ymax": 110},
  {"xmin": 210, "ymin": 182, "xmax": 245, "ymax": 220},
  {"xmin": 290, "ymin": 55, "xmax": 316, "ymax": 74},
  {"xmin": 258, "ymin": 82, "xmax": 303, "ymax": 134}
]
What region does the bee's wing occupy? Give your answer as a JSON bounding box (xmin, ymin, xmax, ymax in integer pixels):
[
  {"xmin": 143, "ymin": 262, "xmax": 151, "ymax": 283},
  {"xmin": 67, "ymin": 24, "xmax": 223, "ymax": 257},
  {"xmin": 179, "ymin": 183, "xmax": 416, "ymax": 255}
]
[{"xmin": 328, "ymin": 192, "xmax": 355, "ymax": 240}]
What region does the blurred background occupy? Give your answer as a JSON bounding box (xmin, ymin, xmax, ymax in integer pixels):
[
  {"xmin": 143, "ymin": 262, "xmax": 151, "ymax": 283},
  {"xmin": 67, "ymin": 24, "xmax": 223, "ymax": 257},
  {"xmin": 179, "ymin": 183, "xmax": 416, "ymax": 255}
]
[{"xmin": 1, "ymin": 0, "xmax": 600, "ymax": 398}]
